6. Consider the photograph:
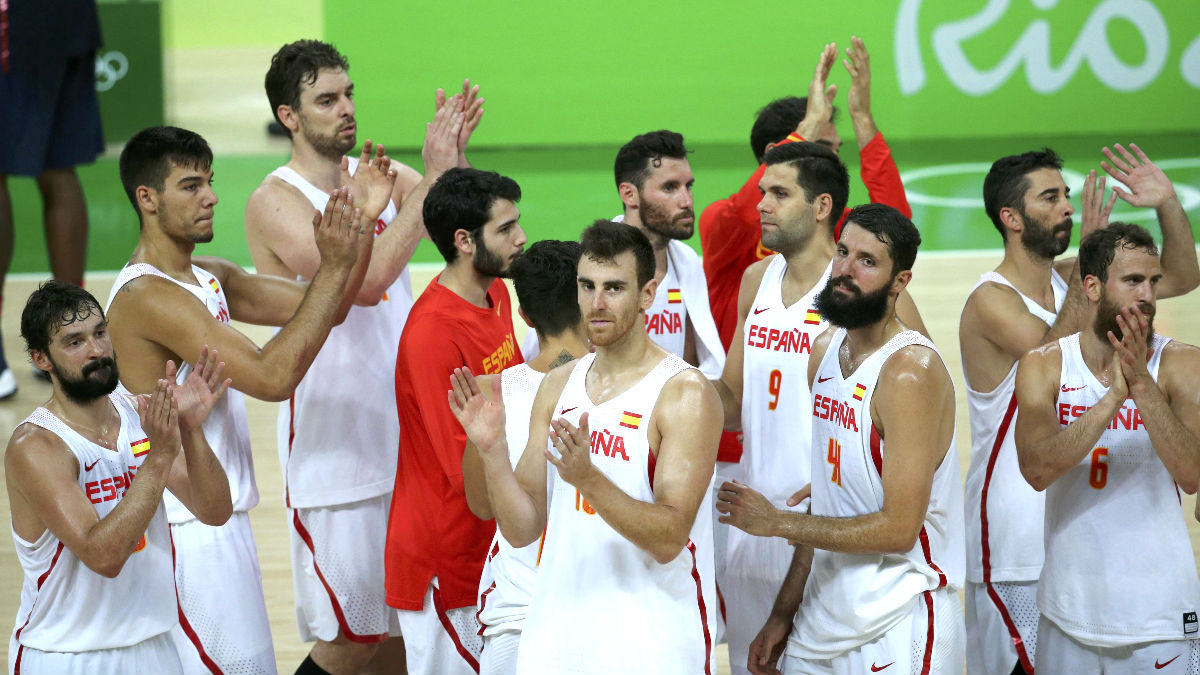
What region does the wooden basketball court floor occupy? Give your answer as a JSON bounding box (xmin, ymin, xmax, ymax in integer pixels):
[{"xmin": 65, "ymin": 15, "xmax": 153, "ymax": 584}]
[{"xmin": 0, "ymin": 252, "xmax": 1198, "ymax": 673}]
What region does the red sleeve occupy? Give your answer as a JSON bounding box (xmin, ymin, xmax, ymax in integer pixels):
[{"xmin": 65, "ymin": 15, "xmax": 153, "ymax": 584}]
[
  {"xmin": 858, "ymin": 132, "xmax": 911, "ymax": 218},
  {"xmin": 402, "ymin": 323, "xmax": 471, "ymax": 496}
]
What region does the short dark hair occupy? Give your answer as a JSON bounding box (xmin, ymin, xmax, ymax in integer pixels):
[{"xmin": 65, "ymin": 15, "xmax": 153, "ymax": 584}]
[
  {"xmin": 613, "ymin": 130, "xmax": 690, "ymax": 190},
  {"xmin": 423, "ymin": 168, "xmax": 522, "ymax": 264},
  {"xmin": 842, "ymin": 203, "xmax": 922, "ymax": 274},
  {"xmin": 763, "ymin": 141, "xmax": 850, "ymax": 226},
  {"xmin": 21, "ymin": 281, "xmax": 105, "ymax": 355},
  {"xmin": 509, "ymin": 240, "xmax": 583, "ymax": 338},
  {"xmin": 579, "ymin": 219, "xmax": 655, "ymax": 289},
  {"xmin": 265, "ymin": 40, "xmax": 350, "ymax": 139},
  {"xmin": 1078, "ymin": 222, "xmax": 1159, "ymax": 283},
  {"xmin": 119, "ymin": 126, "xmax": 213, "ymax": 221},
  {"xmin": 983, "ymin": 148, "xmax": 1064, "ymax": 239},
  {"xmin": 749, "ymin": 97, "xmax": 840, "ymax": 164}
]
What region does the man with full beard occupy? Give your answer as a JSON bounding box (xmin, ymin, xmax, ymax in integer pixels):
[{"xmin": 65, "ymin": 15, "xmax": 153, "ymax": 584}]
[
  {"xmin": 245, "ymin": 39, "xmax": 479, "ymax": 675},
  {"xmin": 387, "ymin": 168, "xmax": 526, "ymax": 674},
  {"xmin": 449, "ymin": 220, "xmax": 722, "ymax": 673},
  {"xmin": 1015, "ymin": 223, "xmax": 1200, "ymax": 674},
  {"xmin": 717, "ymin": 204, "xmax": 965, "ymax": 674},
  {"xmin": 958, "ymin": 145, "xmax": 1199, "ymax": 675},
  {"xmin": 104, "ymin": 126, "xmax": 372, "ymax": 675},
  {"xmin": 8, "ymin": 281, "xmax": 231, "ymax": 674}
]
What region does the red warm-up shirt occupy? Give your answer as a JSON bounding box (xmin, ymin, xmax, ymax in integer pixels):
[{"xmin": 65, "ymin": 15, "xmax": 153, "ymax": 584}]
[
  {"xmin": 386, "ymin": 276, "xmax": 523, "ymax": 611},
  {"xmin": 699, "ymin": 131, "xmax": 909, "ymax": 462}
]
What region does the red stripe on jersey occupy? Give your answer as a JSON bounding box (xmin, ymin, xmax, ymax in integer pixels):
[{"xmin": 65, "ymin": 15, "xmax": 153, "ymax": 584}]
[
  {"xmin": 170, "ymin": 531, "xmax": 225, "ymax": 674},
  {"xmin": 432, "ymin": 584, "xmax": 480, "ymax": 672},
  {"xmin": 13, "ymin": 645, "xmax": 21, "ymax": 675},
  {"xmin": 475, "ymin": 581, "xmax": 496, "ymax": 636},
  {"xmin": 14, "ymin": 541, "xmax": 66, "ymax": 649},
  {"xmin": 869, "ymin": 424, "xmax": 883, "ymax": 476},
  {"xmin": 686, "ymin": 540, "xmax": 714, "ymax": 675},
  {"xmin": 291, "ymin": 511, "xmax": 387, "ymax": 644},
  {"xmin": 647, "ymin": 446, "xmax": 657, "ymax": 490},
  {"xmin": 285, "ymin": 395, "xmax": 296, "ymax": 508},
  {"xmin": 979, "ymin": 393, "xmax": 1018, "ymax": 583},
  {"xmin": 918, "ymin": 527, "xmax": 948, "ymax": 590},
  {"xmin": 716, "ymin": 581, "xmax": 727, "ymax": 624},
  {"xmin": 985, "ymin": 582, "xmax": 1035, "ymax": 674},
  {"xmin": 920, "ymin": 591, "xmax": 935, "ymax": 675}
]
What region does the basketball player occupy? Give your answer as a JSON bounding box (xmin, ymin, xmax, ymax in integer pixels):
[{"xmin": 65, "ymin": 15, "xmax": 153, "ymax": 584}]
[
  {"xmin": 450, "ymin": 220, "xmax": 723, "ymax": 674},
  {"xmin": 460, "ymin": 240, "xmax": 588, "ymax": 674},
  {"xmin": 709, "ymin": 142, "xmax": 926, "ymax": 674},
  {"xmin": 387, "ymin": 167, "xmax": 526, "ymax": 674},
  {"xmin": 718, "ymin": 204, "xmax": 964, "ymax": 675},
  {"xmin": 1015, "ymin": 222, "xmax": 1200, "ymax": 674},
  {"xmin": 104, "ymin": 126, "xmax": 373, "ymax": 675},
  {"xmin": 959, "ymin": 143, "xmax": 1199, "ymax": 675},
  {"xmin": 7, "ymin": 281, "xmax": 231, "ymax": 674},
  {"xmin": 245, "ymin": 39, "xmax": 479, "ymax": 674}
]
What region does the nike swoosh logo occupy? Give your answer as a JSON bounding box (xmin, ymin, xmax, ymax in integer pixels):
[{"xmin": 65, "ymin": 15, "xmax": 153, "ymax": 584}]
[
  {"xmin": 817, "ymin": 376, "xmax": 833, "ymax": 383},
  {"xmin": 1061, "ymin": 384, "xmax": 1086, "ymax": 392},
  {"xmin": 753, "ymin": 307, "xmax": 769, "ymax": 315},
  {"xmin": 870, "ymin": 662, "xmax": 894, "ymax": 672},
  {"xmin": 559, "ymin": 407, "xmax": 578, "ymax": 415},
  {"xmin": 84, "ymin": 458, "xmax": 102, "ymax": 471},
  {"xmin": 1156, "ymin": 655, "xmax": 1180, "ymax": 669}
]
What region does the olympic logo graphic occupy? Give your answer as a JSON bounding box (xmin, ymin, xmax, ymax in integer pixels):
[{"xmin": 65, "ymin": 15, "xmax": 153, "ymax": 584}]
[{"xmin": 95, "ymin": 50, "xmax": 129, "ymax": 93}]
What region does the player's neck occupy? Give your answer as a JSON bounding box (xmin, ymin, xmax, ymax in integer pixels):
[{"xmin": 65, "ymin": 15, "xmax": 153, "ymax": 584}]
[
  {"xmin": 623, "ymin": 211, "xmax": 671, "ymax": 281},
  {"xmin": 593, "ymin": 323, "xmax": 659, "ymax": 373},
  {"xmin": 130, "ymin": 227, "xmax": 197, "ymax": 280},
  {"xmin": 1078, "ymin": 325, "xmax": 1118, "ymax": 383},
  {"xmin": 782, "ymin": 234, "xmax": 836, "ymax": 288},
  {"xmin": 438, "ymin": 259, "xmax": 498, "ymax": 309},
  {"xmin": 287, "ymin": 142, "xmax": 344, "ymax": 193},
  {"xmin": 840, "ymin": 312, "xmax": 904, "ymax": 370},
  {"xmin": 47, "ymin": 391, "xmax": 119, "ymax": 442},
  {"xmin": 528, "ymin": 332, "xmax": 589, "ymax": 373},
  {"xmin": 996, "ymin": 242, "xmax": 1057, "ymax": 296}
]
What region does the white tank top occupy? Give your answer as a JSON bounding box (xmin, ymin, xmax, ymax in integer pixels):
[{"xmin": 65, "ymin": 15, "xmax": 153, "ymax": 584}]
[
  {"xmin": 106, "ymin": 263, "xmax": 258, "ymax": 521},
  {"xmin": 791, "ymin": 329, "xmax": 965, "ymax": 658},
  {"xmin": 476, "ymin": 363, "xmax": 545, "ymax": 636},
  {"xmin": 963, "ymin": 269, "xmax": 1067, "ymax": 583},
  {"xmin": 643, "ymin": 259, "xmax": 688, "ymax": 358},
  {"xmin": 741, "ymin": 254, "xmax": 831, "ymax": 504},
  {"xmin": 11, "ymin": 393, "xmax": 176, "ymax": 652},
  {"xmin": 1040, "ymin": 332, "xmax": 1200, "ymax": 647},
  {"xmin": 270, "ymin": 158, "xmax": 413, "ymax": 507},
  {"xmin": 517, "ymin": 352, "xmax": 717, "ymax": 674}
]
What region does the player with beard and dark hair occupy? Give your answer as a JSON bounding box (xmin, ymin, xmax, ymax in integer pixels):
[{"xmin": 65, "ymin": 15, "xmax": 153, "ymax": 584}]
[
  {"xmin": 106, "ymin": 125, "xmax": 374, "ymax": 675},
  {"xmin": 248, "ymin": 39, "xmax": 483, "ymax": 675},
  {"xmin": 717, "ymin": 205, "xmax": 965, "ymax": 674},
  {"xmin": 449, "ymin": 220, "xmax": 722, "ymax": 673},
  {"xmin": 1015, "ymin": 222, "xmax": 1200, "ymax": 675},
  {"xmin": 8, "ymin": 281, "xmax": 231, "ymax": 674},
  {"xmin": 959, "ymin": 143, "xmax": 1199, "ymax": 675},
  {"xmin": 387, "ymin": 167, "xmax": 526, "ymax": 674}
]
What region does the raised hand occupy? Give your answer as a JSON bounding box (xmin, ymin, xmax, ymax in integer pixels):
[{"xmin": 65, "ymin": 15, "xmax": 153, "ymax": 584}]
[
  {"xmin": 843, "ymin": 36, "xmax": 871, "ymax": 121},
  {"xmin": 1109, "ymin": 305, "xmax": 1154, "ymax": 397},
  {"xmin": 447, "ymin": 367, "xmax": 507, "ymax": 457},
  {"xmin": 455, "ymin": 79, "xmax": 484, "ymax": 160},
  {"xmin": 424, "ymin": 92, "xmax": 464, "ymax": 176},
  {"xmin": 313, "ymin": 187, "xmax": 367, "ymax": 269},
  {"xmin": 168, "ymin": 345, "xmax": 232, "ymax": 432},
  {"xmin": 339, "ymin": 139, "xmax": 397, "ymax": 223},
  {"xmin": 1101, "ymin": 143, "xmax": 1178, "ymax": 210},
  {"xmin": 795, "ymin": 43, "xmax": 838, "ymax": 141},
  {"xmin": 1080, "ymin": 169, "xmax": 1117, "ymax": 239},
  {"xmin": 716, "ymin": 480, "xmax": 780, "ymax": 537},
  {"xmin": 137, "ymin": 378, "xmax": 182, "ymax": 465},
  {"xmin": 546, "ymin": 413, "xmax": 596, "ymax": 489}
]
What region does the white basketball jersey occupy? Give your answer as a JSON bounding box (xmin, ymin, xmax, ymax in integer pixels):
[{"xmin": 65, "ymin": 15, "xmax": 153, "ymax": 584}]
[
  {"xmin": 1040, "ymin": 332, "xmax": 1200, "ymax": 647},
  {"xmin": 517, "ymin": 352, "xmax": 717, "ymax": 674},
  {"xmin": 106, "ymin": 263, "xmax": 258, "ymax": 521},
  {"xmin": 270, "ymin": 158, "xmax": 413, "ymax": 508},
  {"xmin": 791, "ymin": 329, "xmax": 965, "ymax": 659},
  {"xmin": 741, "ymin": 255, "xmax": 831, "ymax": 504},
  {"xmin": 11, "ymin": 393, "xmax": 176, "ymax": 653},
  {"xmin": 963, "ymin": 269, "xmax": 1066, "ymax": 583},
  {"xmin": 643, "ymin": 259, "xmax": 688, "ymax": 358},
  {"xmin": 477, "ymin": 363, "xmax": 545, "ymax": 636}
]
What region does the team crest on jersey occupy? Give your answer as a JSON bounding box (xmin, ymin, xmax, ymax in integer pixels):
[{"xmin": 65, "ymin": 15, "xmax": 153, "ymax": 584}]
[
  {"xmin": 852, "ymin": 383, "xmax": 866, "ymax": 401},
  {"xmin": 666, "ymin": 288, "xmax": 682, "ymax": 304},
  {"xmin": 131, "ymin": 437, "xmax": 150, "ymax": 457},
  {"xmin": 804, "ymin": 309, "xmax": 821, "ymax": 325}
]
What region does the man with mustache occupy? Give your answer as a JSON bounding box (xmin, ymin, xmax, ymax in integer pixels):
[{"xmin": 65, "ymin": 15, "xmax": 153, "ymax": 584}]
[
  {"xmin": 245, "ymin": 39, "xmax": 479, "ymax": 675},
  {"xmin": 387, "ymin": 168, "xmax": 526, "ymax": 674},
  {"xmin": 104, "ymin": 125, "xmax": 372, "ymax": 675},
  {"xmin": 717, "ymin": 204, "xmax": 964, "ymax": 674},
  {"xmin": 709, "ymin": 141, "xmax": 926, "ymax": 674},
  {"xmin": 450, "ymin": 220, "xmax": 722, "ymax": 673},
  {"xmin": 1015, "ymin": 223, "xmax": 1200, "ymax": 674},
  {"xmin": 958, "ymin": 144, "xmax": 1199, "ymax": 675},
  {"xmin": 7, "ymin": 281, "xmax": 231, "ymax": 674}
]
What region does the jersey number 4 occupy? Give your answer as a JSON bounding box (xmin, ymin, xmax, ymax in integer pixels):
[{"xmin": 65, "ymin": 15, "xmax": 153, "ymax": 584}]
[{"xmin": 827, "ymin": 438, "xmax": 842, "ymax": 487}]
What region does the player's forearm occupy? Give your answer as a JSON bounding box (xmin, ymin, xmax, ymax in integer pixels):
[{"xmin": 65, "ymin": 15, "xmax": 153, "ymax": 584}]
[
  {"xmin": 851, "ymin": 114, "xmax": 879, "ymax": 152},
  {"xmin": 481, "ymin": 452, "xmax": 544, "ymax": 547},
  {"xmin": 82, "ymin": 456, "xmax": 173, "ymax": 577},
  {"xmin": 575, "ymin": 470, "xmax": 696, "ymax": 565},
  {"xmin": 769, "ymin": 544, "xmax": 813, "ymax": 621},
  {"xmin": 1132, "ymin": 381, "xmax": 1200, "ymax": 493},
  {"xmin": 1042, "ymin": 263, "xmax": 1090, "ymax": 345},
  {"xmin": 356, "ymin": 180, "xmax": 433, "ymax": 303},
  {"xmin": 1156, "ymin": 197, "xmax": 1200, "ymax": 298},
  {"xmin": 463, "ymin": 444, "xmax": 494, "ymax": 520},
  {"xmin": 1017, "ymin": 390, "xmax": 1124, "ymax": 490},
  {"xmin": 770, "ymin": 509, "xmax": 922, "ymax": 556},
  {"xmin": 176, "ymin": 427, "xmax": 232, "ymax": 525}
]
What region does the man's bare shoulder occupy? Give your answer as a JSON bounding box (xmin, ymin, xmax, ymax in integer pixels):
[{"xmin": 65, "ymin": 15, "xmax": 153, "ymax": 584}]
[
  {"xmin": 962, "ymin": 279, "xmax": 1027, "ymax": 320},
  {"xmin": 245, "ymin": 175, "xmax": 316, "ymax": 231},
  {"xmin": 1019, "ymin": 338, "xmax": 1065, "ymax": 370},
  {"xmin": 107, "ymin": 273, "xmax": 217, "ymax": 331},
  {"xmin": 742, "ymin": 255, "xmax": 775, "ymax": 287},
  {"xmin": 880, "ymin": 342, "xmax": 952, "ymax": 389},
  {"xmin": 6, "ymin": 422, "xmax": 74, "ymax": 474},
  {"xmin": 662, "ymin": 367, "xmax": 719, "ymax": 406}
]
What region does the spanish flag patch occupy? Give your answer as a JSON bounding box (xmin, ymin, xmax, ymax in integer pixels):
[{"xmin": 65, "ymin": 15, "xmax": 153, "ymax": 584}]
[
  {"xmin": 619, "ymin": 411, "xmax": 642, "ymax": 429},
  {"xmin": 852, "ymin": 383, "xmax": 867, "ymax": 401},
  {"xmin": 208, "ymin": 278, "xmax": 220, "ymax": 295},
  {"xmin": 667, "ymin": 289, "xmax": 682, "ymax": 304},
  {"xmin": 804, "ymin": 309, "xmax": 822, "ymax": 325},
  {"xmin": 131, "ymin": 437, "xmax": 150, "ymax": 457}
]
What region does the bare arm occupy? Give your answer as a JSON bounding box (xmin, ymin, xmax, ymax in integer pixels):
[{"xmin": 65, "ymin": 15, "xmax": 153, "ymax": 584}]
[
  {"xmin": 843, "ymin": 36, "xmax": 879, "ymax": 151},
  {"xmin": 746, "ymin": 545, "xmax": 813, "ymax": 675},
  {"xmin": 895, "ymin": 288, "xmax": 929, "ymax": 338},
  {"xmin": 163, "ymin": 347, "xmax": 233, "ymax": 525},
  {"xmin": 712, "ymin": 259, "xmax": 770, "ymax": 430},
  {"xmin": 462, "ymin": 374, "xmax": 499, "ymax": 520},
  {"xmin": 552, "ymin": 371, "xmax": 722, "ymax": 564}
]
